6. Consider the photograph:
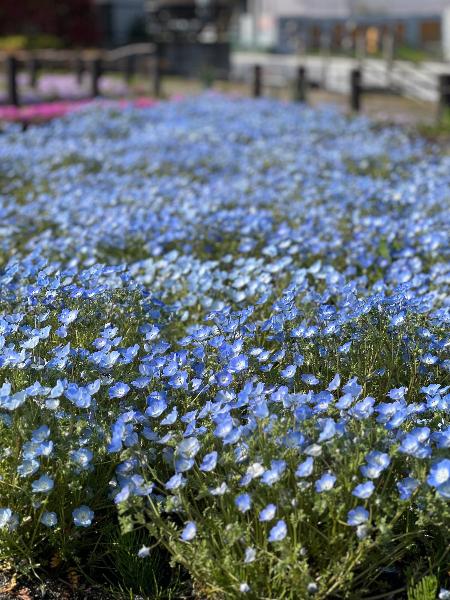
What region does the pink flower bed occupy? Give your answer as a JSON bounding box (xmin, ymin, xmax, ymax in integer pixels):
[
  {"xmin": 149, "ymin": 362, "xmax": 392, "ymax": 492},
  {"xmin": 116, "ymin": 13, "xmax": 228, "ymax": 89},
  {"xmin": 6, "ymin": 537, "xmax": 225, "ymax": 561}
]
[{"xmin": 0, "ymin": 97, "xmax": 158, "ymax": 124}]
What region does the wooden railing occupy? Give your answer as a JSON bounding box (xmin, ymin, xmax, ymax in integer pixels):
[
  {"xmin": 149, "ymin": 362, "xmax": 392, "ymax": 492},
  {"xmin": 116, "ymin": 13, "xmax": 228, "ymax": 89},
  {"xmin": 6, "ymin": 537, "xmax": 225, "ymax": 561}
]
[
  {"xmin": 1, "ymin": 43, "xmax": 163, "ymax": 106},
  {"xmin": 247, "ymin": 63, "xmax": 450, "ymax": 117}
]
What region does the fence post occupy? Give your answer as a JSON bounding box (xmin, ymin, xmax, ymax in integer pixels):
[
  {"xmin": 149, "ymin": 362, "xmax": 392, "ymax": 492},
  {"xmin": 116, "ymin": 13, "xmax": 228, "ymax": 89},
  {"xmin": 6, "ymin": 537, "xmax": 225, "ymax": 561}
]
[
  {"xmin": 438, "ymin": 74, "xmax": 450, "ymax": 119},
  {"xmin": 125, "ymin": 54, "xmax": 135, "ymax": 83},
  {"xmin": 350, "ymin": 68, "xmax": 362, "ymax": 112},
  {"xmin": 75, "ymin": 55, "xmax": 84, "ymax": 85},
  {"xmin": 253, "ymin": 64, "xmax": 262, "ymax": 98},
  {"xmin": 153, "ymin": 43, "xmax": 163, "ymax": 98},
  {"xmin": 294, "ymin": 66, "xmax": 307, "ymax": 103},
  {"xmin": 90, "ymin": 56, "xmax": 102, "ymax": 98},
  {"xmin": 28, "ymin": 55, "xmax": 39, "ymax": 88},
  {"xmin": 6, "ymin": 54, "xmax": 19, "ymax": 106}
]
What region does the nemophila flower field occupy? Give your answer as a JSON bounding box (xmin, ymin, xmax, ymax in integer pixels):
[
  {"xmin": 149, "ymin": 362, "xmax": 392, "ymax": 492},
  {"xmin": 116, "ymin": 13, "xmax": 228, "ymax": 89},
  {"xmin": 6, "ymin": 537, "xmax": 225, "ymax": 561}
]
[{"xmin": 0, "ymin": 95, "xmax": 449, "ymax": 599}]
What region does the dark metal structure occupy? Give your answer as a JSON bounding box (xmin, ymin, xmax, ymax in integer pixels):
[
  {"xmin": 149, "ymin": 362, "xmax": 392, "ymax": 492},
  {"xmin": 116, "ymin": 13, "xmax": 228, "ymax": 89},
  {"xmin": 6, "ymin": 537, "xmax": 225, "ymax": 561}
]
[
  {"xmin": 146, "ymin": 0, "xmax": 235, "ymax": 42},
  {"xmin": 146, "ymin": 0, "xmax": 238, "ymax": 77}
]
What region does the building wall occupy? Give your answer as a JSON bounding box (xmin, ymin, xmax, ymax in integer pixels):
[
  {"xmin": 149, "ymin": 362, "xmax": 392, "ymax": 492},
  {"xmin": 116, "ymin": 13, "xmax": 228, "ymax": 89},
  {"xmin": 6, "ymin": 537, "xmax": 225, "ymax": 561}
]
[{"xmin": 259, "ymin": 0, "xmax": 450, "ymax": 18}]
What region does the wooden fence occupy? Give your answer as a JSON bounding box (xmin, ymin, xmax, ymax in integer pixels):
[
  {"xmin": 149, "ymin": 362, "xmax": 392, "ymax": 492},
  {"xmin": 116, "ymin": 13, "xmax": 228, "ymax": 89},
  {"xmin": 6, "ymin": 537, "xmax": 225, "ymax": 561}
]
[
  {"xmin": 1, "ymin": 43, "xmax": 163, "ymax": 106},
  {"xmin": 2, "ymin": 44, "xmax": 450, "ymax": 120},
  {"xmin": 248, "ymin": 63, "xmax": 450, "ymax": 117}
]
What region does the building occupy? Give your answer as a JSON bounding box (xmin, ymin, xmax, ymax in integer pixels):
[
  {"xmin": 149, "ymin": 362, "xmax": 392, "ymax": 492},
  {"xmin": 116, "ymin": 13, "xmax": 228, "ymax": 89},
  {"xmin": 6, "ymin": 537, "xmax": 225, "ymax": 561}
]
[
  {"xmin": 94, "ymin": 0, "xmax": 146, "ymax": 46},
  {"xmin": 241, "ymin": 0, "xmax": 450, "ymax": 55}
]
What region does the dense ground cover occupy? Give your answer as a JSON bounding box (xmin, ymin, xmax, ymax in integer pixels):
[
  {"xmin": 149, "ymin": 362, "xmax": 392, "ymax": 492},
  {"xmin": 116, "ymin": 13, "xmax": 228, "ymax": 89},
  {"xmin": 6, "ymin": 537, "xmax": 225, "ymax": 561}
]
[{"xmin": 0, "ymin": 95, "xmax": 449, "ymax": 599}]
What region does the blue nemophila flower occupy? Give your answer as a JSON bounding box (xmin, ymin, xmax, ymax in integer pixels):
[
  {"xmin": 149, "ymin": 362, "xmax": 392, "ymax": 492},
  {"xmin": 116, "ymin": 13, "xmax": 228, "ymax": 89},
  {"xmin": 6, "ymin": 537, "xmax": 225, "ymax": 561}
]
[
  {"xmin": 0, "ymin": 508, "xmax": 13, "ymax": 529},
  {"xmin": 387, "ymin": 387, "xmax": 407, "ymax": 400},
  {"xmin": 181, "ymin": 521, "xmax": 197, "ymax": 541},
  {"xmin": 168, "ymin": 371, "xmax": 188, "ymax": 389},
  {"xmin": 228, "ymin": 354, "xmax": 248, "ymax": 373},
  {"xmin": 327, "ymin": 373, "xmax": 341, "ymax": 391},
  {"xmin": 176, "ymin": 437, "xmax": 201, "ymax": 459},
  {"xmin": 261, "ymin": 460, "xmax": 286, "ymax": 486},
  {"xmin": 338, "ymin": 341, "xmax": 352, "ymax": 354},
  {"xmin": 31, "ymin": 425, "xmax": 50, "ymax": 442},
  {"xmin": 342, "ymin": 378, "xmax": 362, "ymax": 398},
  {"xmin": 70, "ymin": 448, "xmax": 93, "ymax": 471},
  {"xmin": 17, "ymin": 459, "xmax": 40, "ymax": 478},
  {"xmin": 200, "ymin": 451, "xmax": 218, "ymax": 472},
  {"xmin": 347, "ymin": 507, "xmax": 369, "ymax": 526},
  {"xmin": 216, "ymin": 370, "xmax": 233, "ymax": 387},
  {"xmin": 239, "ymin": 583, "xmax": 250, "ymax": 593},
  {"xmin": 138, "ymin": 546, "xmax": 151, "ymax": 558},
  {"xmin": 146, "ymin": 393, "xmax": 167, "ymax": 417},
  {"xmin": 268, "ymin": 520, "xmax": 287, "ymax": 542},
  {"xmin": 244, "ymin": 547, "xmax": 256, "ymax": 563},
  {"xmin": 396, "ymin": 477, "xmax": 419, "ymax": 500},
  {"xmin": 421, "ymin": 353, "xmax": 439, "ymax": 365},
  {"xmin": 296, "ymin": 456, "xmax": 314, "ymax": 478},
  {"xmin": 259, "ymin": 503, "xmax": 277, "ymax": 522},
  {"xmin": 165, "ymin": 473, "xmax": 186, "ymax": 490},
  {"xmin": 427, "ymin": 459, "xmax": 450, "ymax": 489},
  {"xmin": 315, "ymin": 473, "xmax": 336, "ymax": 493},
  {"xmin": 40, "ymin": 511, "xmax": 58, "ymax": 527},
  {"xmin": 318, "ymin": 418, "xmax": 337, "ymax": 442},
  {"xmin": 433, "ymin": 427, "xmax": 450, "ymax": 449},
  {"xmin": 72, "ymin": 505, "xmax": 94, "ymax": 527},
  {"xmin": 31, "ymin": 474, "xmax": 54, "ymax": 494},
  {"xmin": 350, "ymin": 397, "xmax": 375, "ymax": 420},
  {"xmin": 235, "ymin": 493, "xmax": 252, "ymax": 513},
  {"xmin": 109, "ymin": 382, "xmax": 130, "ymax": 399},
  {"xmin": 280, "ymin": 365, "xmax": 296, "ymax": 379},
  {"xmin": 302, "ymin": 374, "xmax": 320, "ymax": 386},
  {"xmin": 0, "ymin": 508, "xmax": 19, "ymax": 532},
  {"xmin": 59, "ymin": 308, "xmax": 78, "ymax": 325},
  {"xmin": 352, "ymin": 481, "xmax": 375, "ymax": 499}
]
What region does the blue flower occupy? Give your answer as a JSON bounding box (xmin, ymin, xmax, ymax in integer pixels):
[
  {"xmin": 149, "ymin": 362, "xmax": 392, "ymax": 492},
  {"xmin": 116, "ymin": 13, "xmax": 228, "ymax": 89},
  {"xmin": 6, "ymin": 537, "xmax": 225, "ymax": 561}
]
[
  {"xmin": 352, "ymin": 481, "xmax": 375, "ymax": 499},
  {"xmin": 0, "ymin": 508, "xmax": 13, "ymax": 529},
  {"xmin": 396, "ymin": 477, "xmax": 419, "ymax": 500},
  {"xmin": 40, "ymin": 511, "xmax": 58, "ymax": 527},
  {"xmin": 427, "ymin": 459, "xmax": 450, "ymax": 489},
  {"xmin": 181, "ymin": 521, "xmax": 197, "ymax": 541},
  {"xmin": 109, "ymin": 382, "xmax": 130, "ymax": 399},
  {"xmin": 228, "ymin": 354, "xmax": 248, "ymax": 373},
  {"xmin": 165, "ymin": 473, "xmax": 186, "ymax": 490},
  {"xmin": 199, "ymin": 451, "xmax": 218, "ymax": 472},
  {"xmin": 59, "ymin": 309, "xmax": 78, "ymax": 325},
  {"xmin": 168, "ymin": 371, "xmax": 188, "ymax": 389},
  {"xmin": 176, "ymin": 437, "xmax": 200, "ymax": 459},
  {"xmin": 280, "ymin": 365, "xmax": 296, "ymax": 379},
  {"xmin": 315, "ymin": 473, "xmax": 336, "ymax": 493},
  {"xmin": 259, "ymin": 503, "xmax": 277, "ymax": 522},
  {"xmin": 347, "ymin": 507, "xmax": 369, "ymax": 526},
  {"xmin": 295, "ymin": 456, "xmax": 314, "ymax": 478},
  {"xmin": 268, "ymin": 520, "xmax": 287, "ymax": 542},
  {"xmin": 302, "ymin": 374, "xmax": 319, "ymax": 386},
  {"xmin": 138, "ymin": 546, "xmax": 151, "ymax": 558},
  {"xmin": 244, "ymin": 547, "xmax": 256, "ymax": 563},
  {"xmin": 72, "ymin": 505, "xmax": 94, "ymax": 527},
  {"xmin": 31, "ymin": 474, "xmax": 54, "ymax": 494},
  {"xmin": 216, "ymin": 370, "xmax": 233, "ymax": 387},
  {"xmin": 235, "ymin": 493, "xmax": 252, "ymax": 513}
]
